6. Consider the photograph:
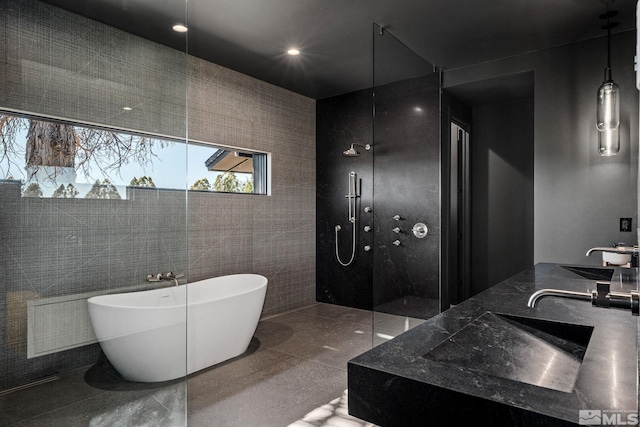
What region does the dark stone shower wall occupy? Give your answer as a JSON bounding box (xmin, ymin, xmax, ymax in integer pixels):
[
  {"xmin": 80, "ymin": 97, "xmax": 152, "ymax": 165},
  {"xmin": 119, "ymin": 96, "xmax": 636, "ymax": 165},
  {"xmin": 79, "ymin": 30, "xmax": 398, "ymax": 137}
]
[
  {"xmin": 372, "ymin": 74, "xmax": 440, "ymax": 316},
  {"xmin": 316, "ymin": 73, "xmax": 440, "ymax": 317},
  {"xmin": 316, "ymin": 90, "xmax": 374, "ymax": 310}
]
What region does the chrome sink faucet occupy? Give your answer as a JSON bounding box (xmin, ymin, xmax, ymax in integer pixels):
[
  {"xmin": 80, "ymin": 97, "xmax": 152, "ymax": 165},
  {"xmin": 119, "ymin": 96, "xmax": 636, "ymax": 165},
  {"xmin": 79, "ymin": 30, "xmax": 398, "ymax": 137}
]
[
  {"xmin": 586, "ymin": 245, "xmax": 639, "ymax": 257},
  {"xmin": 527, "ymin": 282, "xmax": 639, "ymax": 316}
]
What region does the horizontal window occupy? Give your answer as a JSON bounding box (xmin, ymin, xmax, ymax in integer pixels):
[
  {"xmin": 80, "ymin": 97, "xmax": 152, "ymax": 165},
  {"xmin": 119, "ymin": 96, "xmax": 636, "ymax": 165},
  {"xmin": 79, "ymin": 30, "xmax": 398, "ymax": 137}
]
[{"xmin": 0, "ymin": 111, "xmax": 269, "ymax": 198}]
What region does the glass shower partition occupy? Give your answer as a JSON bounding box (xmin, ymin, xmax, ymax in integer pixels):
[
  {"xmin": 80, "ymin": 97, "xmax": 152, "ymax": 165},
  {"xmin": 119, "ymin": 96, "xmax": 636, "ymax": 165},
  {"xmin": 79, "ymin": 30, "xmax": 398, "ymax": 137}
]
[
  {"xmin": 371, "ymin": 24, "xmax": 442, "ymax": 346},
  {"xmin": 0, "ymin": 0, "xmax": 189, "ymax": 423}
]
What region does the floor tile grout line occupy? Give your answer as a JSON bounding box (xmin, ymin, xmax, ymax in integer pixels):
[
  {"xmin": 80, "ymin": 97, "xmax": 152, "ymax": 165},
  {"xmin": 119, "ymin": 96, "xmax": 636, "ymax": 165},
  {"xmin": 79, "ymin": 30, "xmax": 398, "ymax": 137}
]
[{"xmin": 5, "ymin": 385, "xmax": 112, "ymax": 423}]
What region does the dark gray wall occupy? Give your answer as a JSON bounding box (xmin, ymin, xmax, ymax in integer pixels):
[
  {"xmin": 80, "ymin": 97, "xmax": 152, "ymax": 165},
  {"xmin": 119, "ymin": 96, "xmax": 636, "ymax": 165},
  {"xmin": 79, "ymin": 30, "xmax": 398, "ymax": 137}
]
[
  {"xmin": 444, "ymin": 31, "xmax": 639, "ymax": 266},
  {"xmin": 0, "ymin": 0, "xmax": 315, "ymax": 390},
  {"xmin": 470, "ymin": 99, "xmax": 534, "ymax": 295}
]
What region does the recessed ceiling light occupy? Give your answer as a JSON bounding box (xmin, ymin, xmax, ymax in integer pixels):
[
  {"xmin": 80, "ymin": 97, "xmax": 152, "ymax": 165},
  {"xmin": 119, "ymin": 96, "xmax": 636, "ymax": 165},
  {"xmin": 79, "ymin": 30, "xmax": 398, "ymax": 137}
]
[
  {"xmin": 172, "ymin": 24, "xmax": 188, "ymax": 33},
  {"xmin": 287, "ymin": 48, "xmax": 300, "ymax": 56},
  {"xmin": 123, "ymin": 106, "xmax": 133, "ymax": 111}
]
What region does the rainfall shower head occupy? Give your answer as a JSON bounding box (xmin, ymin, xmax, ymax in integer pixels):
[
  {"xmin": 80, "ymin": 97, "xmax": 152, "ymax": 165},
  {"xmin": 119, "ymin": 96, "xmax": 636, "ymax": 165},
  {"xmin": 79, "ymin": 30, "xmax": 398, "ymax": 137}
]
[{"xmin": 342, "ymin": 143, "xmax": 371, "ymax": 157}]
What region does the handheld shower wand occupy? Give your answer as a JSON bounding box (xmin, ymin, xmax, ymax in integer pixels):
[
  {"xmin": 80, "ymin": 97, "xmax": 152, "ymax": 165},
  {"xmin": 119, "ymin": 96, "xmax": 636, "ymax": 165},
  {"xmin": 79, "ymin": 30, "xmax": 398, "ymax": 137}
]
[{"xmin": 335, "ymin": 171, "xmax": 358, "ymax": 266}]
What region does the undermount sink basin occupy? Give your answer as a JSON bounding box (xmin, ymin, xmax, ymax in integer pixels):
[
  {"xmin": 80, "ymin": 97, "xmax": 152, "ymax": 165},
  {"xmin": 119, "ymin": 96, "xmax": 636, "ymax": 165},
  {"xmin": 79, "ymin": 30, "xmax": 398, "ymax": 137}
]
[
  {"xmin": 422, "ymin": 312, "xmax": 594, "ymax": 393},
  {"xmin": 560, "ymin": 265, "xmax": 614, "ymax": 281}
]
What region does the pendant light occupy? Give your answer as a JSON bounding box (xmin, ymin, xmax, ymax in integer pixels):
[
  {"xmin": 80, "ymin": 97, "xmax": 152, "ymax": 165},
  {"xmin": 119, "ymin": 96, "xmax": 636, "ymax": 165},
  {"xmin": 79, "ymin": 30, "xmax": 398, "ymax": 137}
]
[{"xmin": 596, "ymin": 10, "xmax": 620, "ymax": 156}]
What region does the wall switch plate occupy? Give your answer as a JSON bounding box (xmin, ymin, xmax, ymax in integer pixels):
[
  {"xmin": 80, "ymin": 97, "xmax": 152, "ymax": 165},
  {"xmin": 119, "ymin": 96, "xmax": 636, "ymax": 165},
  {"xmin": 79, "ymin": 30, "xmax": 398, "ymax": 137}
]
[{"xmin": 620, "ymin": 218, "xmax": 633, "ymax": 232}]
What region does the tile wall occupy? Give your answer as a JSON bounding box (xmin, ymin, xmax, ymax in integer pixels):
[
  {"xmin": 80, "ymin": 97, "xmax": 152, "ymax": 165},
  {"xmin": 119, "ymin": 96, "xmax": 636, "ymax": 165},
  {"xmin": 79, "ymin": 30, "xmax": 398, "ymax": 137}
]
[{"xmin": 0, "ymin": 0, "xmax": 315, "ymax": 390}]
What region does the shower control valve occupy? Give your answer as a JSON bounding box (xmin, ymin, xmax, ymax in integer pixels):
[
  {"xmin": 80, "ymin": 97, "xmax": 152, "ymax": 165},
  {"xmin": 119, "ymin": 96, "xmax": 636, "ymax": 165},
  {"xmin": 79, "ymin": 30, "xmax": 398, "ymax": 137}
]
[
  {"xmin": 392, "ymin": 240, "xmax": 402, "ymax": 247},
  {"xmin": 364, "ymin": 207, "xmax": 372, "ymax": 213},
  {"xmin": 392, "ymin": 227, "xmax": 401, "ymax": 234},
  {"xmin": 412, "ymin": 223, "xmax": 428, "ymax": 239},
  {"xmin": 392, "ymin": 214, "xmax": 401, "ymax": 221},
  {"xmin": 364, "ymin": 245, "xmax": 372, "ymax": 252},
  {"xmin": 364, "ymin": 225, "xmax": 372, "ymax": 232}
]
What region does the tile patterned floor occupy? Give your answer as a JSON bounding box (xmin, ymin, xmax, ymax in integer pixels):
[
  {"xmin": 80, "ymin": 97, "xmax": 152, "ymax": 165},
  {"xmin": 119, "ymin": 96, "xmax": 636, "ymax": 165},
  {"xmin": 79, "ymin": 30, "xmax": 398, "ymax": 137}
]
[{"xmin": 0, "ymin": 303, "xmax": 425, "ymax": 426}]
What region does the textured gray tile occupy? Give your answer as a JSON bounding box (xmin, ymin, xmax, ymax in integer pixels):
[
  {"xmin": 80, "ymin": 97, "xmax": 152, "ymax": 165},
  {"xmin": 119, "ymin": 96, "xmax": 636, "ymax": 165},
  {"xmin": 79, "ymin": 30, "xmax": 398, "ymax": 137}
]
[
  {"xmin": 0, "ymin": 368, "xmax": 107, "ymax": 424},
  {"xmin": 1, "ymin": 0, "xmax": 316, "ymax": 394},
  {"xmin": 2, "ymin": 302, "xmax": 383, "ymax": 426},
  {"xmin": 186, "ymin": 346, "xmax": 294, "ymax": 399},
  {"xmin": 20, "ymin": 385, "xmax": 186, "ymax": 427},
  {"xmin": 255, "ymin": 315, "xmax": 348, "ymax": 358},
  {"xmin": 187, "ymin": 356, "xmax": 346, "ymax": 427},
  {"xmin": 296, "ymin": 305, "xmax": 373, "ymax": 327}
]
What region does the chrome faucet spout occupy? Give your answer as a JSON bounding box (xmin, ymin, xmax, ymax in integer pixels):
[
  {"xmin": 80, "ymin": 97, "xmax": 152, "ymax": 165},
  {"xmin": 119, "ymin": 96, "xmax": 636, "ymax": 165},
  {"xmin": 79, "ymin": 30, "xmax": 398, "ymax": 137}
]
[
  {"xmin": 527, "ymin": 289, "xmax": 592, "ymax": 308},
  {"xmin": 586, "ymin": 247, "xmax": 617, "ymax": 256},
  {"xmin": 528, "ymin": 283, "xmax": 640, "ymax": 315},
  {"xmin": 586, "ymin": 245, "xmax": 639, "ymax": 257}
]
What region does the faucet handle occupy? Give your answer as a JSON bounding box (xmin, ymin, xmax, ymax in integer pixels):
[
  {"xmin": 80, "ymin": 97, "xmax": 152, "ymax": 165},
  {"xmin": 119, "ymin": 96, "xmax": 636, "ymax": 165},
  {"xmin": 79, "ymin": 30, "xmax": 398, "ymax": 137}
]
[
  {"xmin": 616, "ymin": 245, "xmax": 639, "ymax": 254},
  {"xmin": 593, "ymin": 282, "xmax": 611, "ymax": 308}
]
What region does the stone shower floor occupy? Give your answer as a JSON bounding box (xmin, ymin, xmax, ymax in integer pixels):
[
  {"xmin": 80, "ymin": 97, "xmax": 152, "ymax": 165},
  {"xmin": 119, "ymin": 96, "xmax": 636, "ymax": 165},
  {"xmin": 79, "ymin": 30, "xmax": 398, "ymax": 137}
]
[{"xmin": 0, "ymin": 303, "xmax": 425, "ymax": 426}]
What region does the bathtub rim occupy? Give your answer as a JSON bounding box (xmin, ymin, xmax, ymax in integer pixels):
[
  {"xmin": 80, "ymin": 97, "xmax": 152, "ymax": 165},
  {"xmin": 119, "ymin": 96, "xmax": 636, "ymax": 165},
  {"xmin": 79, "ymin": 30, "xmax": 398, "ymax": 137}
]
[{"xmin": 87, "ymin": 273, "xmax": 268, "ymax": 310}]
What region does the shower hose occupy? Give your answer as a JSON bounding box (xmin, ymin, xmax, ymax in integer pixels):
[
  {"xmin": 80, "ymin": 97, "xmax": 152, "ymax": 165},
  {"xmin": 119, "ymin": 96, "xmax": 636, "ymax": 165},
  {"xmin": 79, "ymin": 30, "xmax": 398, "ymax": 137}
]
[{"xmin": 335, "ymin": 172, "xmax": 357, "ymax": 266}]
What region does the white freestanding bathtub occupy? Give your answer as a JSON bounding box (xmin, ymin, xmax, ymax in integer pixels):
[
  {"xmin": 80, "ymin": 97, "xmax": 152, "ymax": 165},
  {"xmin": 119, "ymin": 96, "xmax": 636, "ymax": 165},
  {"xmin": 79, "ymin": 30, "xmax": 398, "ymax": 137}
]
[{"xmin": 87, "ymin": 274, "xmax": 267, "ymax": 382}]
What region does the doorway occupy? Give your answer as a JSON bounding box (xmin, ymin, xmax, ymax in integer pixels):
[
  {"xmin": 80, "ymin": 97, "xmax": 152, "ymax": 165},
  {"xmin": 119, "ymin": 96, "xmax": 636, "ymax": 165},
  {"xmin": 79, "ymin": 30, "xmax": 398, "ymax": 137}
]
[
  {"xmin": 443, "ymin": 71, "xmax": 535, "ymax": 308},
  {"xmin": 449, "ymin": 122, "xmax": 471, "ymax": 305}
]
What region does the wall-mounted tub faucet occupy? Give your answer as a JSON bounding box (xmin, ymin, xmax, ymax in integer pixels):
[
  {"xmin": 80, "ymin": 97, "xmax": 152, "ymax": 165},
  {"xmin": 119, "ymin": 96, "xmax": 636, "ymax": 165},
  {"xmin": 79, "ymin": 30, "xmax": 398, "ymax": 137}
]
[
  {"xmin": 146, "ymin": 272, "xmax": 185, "ymax": 286},
  {"xmin": 527, "ymin": 282, "xmax": 639, "ymax": 315}
]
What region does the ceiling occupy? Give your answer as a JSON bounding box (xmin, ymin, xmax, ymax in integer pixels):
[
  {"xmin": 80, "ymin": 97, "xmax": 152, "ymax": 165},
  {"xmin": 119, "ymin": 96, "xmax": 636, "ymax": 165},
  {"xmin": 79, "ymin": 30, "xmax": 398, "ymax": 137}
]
[{"xmin": 42, "ymin": 0, "xmax": 637, "ymax": 99}]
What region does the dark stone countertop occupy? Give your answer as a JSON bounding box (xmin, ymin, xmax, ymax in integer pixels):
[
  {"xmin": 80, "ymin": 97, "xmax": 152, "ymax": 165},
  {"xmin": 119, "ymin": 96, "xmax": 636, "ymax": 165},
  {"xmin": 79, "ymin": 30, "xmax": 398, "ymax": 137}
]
[{"xmin": 348, "ymin": 263, "xmax": 639, "ymax": 426}]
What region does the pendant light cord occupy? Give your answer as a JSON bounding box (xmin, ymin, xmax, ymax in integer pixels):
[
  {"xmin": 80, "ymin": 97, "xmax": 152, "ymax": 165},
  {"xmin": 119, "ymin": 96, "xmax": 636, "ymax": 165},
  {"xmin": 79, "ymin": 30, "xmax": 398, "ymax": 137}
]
[{"xmin": 600, "ymin": 7, "xmax": 618, "ymax": 82}]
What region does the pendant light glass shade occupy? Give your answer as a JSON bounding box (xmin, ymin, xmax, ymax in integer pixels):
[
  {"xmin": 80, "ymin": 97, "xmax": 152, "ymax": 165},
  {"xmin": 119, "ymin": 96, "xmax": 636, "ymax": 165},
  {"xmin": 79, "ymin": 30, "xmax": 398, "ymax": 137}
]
[
  {"xmin": 597, "ymin": 76, "xmax": 620, "ymax": 156},
  {"xmin": 596, "ymin": 9, "xmax": 620, "ymax": 156},
  {"xmin": 596, "ymin": 80, "xmax": 620, "ymax": 132},
  {"xmin": 598, "ymin": 122, "xmax": 619, "ymax": 156}
]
